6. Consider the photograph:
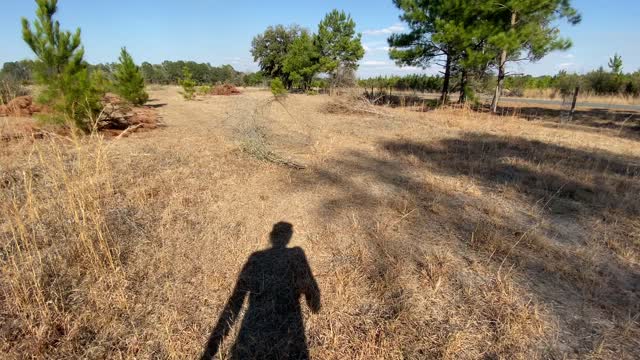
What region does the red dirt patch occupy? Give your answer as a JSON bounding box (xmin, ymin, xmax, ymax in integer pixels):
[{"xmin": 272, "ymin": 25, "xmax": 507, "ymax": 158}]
[
  {"xmin": 211, "ymin": 84, "xmax": 241, "ymax": 96},
  {"xmin": 99, "ymin": 94, "xmax": 163, "ymax": 136},
  {"xmin": 0, "ymin": 96, "xmax": 47, "ymax": 117}
]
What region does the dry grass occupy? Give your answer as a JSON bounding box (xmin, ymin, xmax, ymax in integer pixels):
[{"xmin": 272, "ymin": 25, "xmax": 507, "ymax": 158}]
[
  {"xmin": 522, "ymin": 88, "xmax": 640, "ymax": 105},
  {"xmin": 1, "ymin": 86, "xmax": 639, "ymax": 359}
]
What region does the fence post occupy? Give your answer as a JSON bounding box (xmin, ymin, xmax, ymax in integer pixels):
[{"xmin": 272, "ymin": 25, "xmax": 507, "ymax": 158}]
[{"xmin": 568, "ymin": 86, "xmax": 580, "ymax": 122}]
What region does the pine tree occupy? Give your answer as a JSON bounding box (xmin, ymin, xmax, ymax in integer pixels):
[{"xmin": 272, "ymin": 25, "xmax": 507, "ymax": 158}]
[
  {"xmin": 316, "ymin": 10, "xmax": 365, "ymax": 89},
  {"xmin": 389, "ymin": 0, "xmax": 493, "ymax": 103},
  {"xmin": 608, "ymin": 54, "xmax": 623, "ymax": 75},
  {"xmin": 488, "ymin": 0, "xmax": 581, "ymax": 113},
  {"xmin": 114, "ymin": 47, "xmax": 148, "ymax": 106},
  {"xmin": 282, "ymin": 31, "xmax": 320, "ymax": 90},
  {"xmin": 22, "ymin": 0, "xmax": 103, "ymax": 130},
  {"xmin": 179, "ymin": 66, "xmax": 196, "ymax": 100}
]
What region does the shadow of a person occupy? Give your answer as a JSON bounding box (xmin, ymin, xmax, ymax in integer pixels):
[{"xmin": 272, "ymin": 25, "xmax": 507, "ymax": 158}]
[{"xmin": 201, "ymin": 222, "xmax": 321, "ymax": 360}]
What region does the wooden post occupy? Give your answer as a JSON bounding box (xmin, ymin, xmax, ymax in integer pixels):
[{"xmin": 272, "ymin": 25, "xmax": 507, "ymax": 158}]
[{"xmin": 568, "ymin": 86, "xmax": 580, "ymax": 122}]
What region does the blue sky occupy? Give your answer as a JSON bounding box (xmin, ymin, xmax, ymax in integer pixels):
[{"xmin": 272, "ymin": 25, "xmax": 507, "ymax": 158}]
[{"xmin": 1, "ymin": 0, "xmax": 638, "ymax": 77}]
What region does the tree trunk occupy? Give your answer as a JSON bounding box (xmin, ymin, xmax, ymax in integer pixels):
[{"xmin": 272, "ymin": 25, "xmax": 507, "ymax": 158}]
[
  {"xmin": 491, "ymin": 11, "xmax": 517, "ymax": 113},
  {"xmin": 459, "ymin": 68, "xmax": 467, "ymax": 104},
  {"xmin": 440, "ymin": 54, "xmax": 451, "ymax": 104}
]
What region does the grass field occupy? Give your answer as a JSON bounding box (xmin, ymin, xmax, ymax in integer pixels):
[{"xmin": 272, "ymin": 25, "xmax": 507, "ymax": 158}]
[{"xmin": 1, "ymin": 86, "xmax": 639, "ymax": 359}]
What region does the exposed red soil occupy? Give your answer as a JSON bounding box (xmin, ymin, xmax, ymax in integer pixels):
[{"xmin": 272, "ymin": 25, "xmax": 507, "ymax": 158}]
[
  {"xmin": 1, "ymin": 94, "xmax": 161, "ymax": 140},
  {"xmin": 0, "ymin": 96, "xmax": 48, "ymax": 117},
  {"xmin": 211, "ymin": 84, "xmax": 241, "ymax": 96}
]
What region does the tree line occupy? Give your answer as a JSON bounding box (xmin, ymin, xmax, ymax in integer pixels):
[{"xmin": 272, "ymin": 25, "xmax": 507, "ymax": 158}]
[
  {"xmin": 505, "ymin": 55, "xmax": 640, "ymax": 98},
  {"xmin": 359, "ymin": 75, "xmax": 444, "ymax": 95},
  {"xmin": 355, "ymin": 54, "xmax": 640, "ymax": 100},
  {"xmin": 0, "ymin": 59, "xmax": 246, "ymax": 87}
]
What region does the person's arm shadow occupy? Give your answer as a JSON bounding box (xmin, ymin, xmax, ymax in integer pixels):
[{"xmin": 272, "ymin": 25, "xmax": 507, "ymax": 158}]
[
  {"xmin": 200, "ymin": 260, "xmax": 251, "ymax": 360},
  {"xmin": 295, "ymin": 247, "xmax": 321, "ymax": 313}
]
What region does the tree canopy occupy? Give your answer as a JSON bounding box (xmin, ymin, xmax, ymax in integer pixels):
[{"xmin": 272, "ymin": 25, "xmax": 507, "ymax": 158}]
[
  {"xmin": 316, "ymin": 10, "xmax": 365, "ymax": 75},
  {"xmin": 388, "ymin": 0, "xmax": 581, "ymax": 105},
  {"xmin": 251, "ymin": 24, "xmax": 305, "ymax": 86}
]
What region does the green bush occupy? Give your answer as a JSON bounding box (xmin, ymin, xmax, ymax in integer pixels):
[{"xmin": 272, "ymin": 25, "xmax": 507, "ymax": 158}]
[
  {"xmin": 270, "ymin": 78, "xmax": 287, "ymax": 97},
  {"xmin": 197, "ymin": 85, "xmax": 212, "ymax": 96}
]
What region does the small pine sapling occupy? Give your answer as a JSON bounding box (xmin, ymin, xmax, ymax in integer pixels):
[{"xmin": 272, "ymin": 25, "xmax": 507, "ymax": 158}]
[
  {"xmin": 180, "ymin": 66, "xmax": 196, "ymax": 100},
  {"xmin": 114, "ymin": 47, "xmax": 148, "ymax": 106}
]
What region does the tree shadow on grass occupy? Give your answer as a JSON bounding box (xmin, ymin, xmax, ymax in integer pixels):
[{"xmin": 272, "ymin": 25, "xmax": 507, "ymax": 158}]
[
  {"xmin": 291, "ymin": 133, "xmax": 640, "ymax": 352},
  {"xmin": 201, "ymin": 222, "xmax": 321, "ymax": 360}
]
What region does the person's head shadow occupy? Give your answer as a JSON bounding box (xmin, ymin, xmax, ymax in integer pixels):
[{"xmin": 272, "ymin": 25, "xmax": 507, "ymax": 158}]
[
  {"xmin": 201, "ymin": 222, "xmax": 321, "ymax": 360},
  {"xmin": 270, "ymin": 221, "xmax": 293, "ymax": 248}
]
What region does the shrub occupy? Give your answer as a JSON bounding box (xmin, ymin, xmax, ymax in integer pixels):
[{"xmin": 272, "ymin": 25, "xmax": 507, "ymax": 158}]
[
  {"xmin": 197, "ymin": 85, "xmax": 212, "ymax": 96},
  {"xmin": 114, "ymin": 47, "xmax": 148, "ymax": 106},
  {"xmin": 179, "ymin": 67, "xmax": 196, "ymax": 100},
  {"xmin": 270, "ymin": 78, "xmax": 287, "ymax": 97}
]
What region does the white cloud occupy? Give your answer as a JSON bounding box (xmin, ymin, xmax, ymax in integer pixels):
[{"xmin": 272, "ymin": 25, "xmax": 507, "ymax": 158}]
[
  {"xmin": 363, "ymin": 23, "xmax": 405, "ymax": 36},
  {"xmin": 556, "ymin": 62, "xmax": 575, "ymax": 70},
  {"xmin": 562, "ymin": 53, "xmax": 575, "ymax": 59},
  {"xmin": 361, "ymin": 60, "xmax": 391, "ymax": 66},
  {"xmin": 363, "ymin": 43, "xmax": 391, "ymax": 53}
]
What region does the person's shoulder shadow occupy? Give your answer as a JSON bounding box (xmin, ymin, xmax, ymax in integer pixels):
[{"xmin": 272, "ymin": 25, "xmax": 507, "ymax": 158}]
[{"xmin": 201, "ymin": 222, "xmax": 321, "ymax": 360}]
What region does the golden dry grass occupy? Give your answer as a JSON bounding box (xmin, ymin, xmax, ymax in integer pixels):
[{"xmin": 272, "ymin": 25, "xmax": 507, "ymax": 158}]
[
  {"xmin": 1, "ymin": 86, "xmax": 639, "ymax": 359},
  {"xmin": 522, "ymin": 88, "xmax": 640, "ymax": 106}
]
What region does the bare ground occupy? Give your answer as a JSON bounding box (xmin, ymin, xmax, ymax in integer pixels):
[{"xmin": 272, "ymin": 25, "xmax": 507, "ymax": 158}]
[{"xmin": 1, "ymin": 86, "xmax": 639, "ymax": 359}]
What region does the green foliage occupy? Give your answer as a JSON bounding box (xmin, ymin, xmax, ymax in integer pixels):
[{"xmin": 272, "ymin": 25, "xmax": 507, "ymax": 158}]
[
  {"xmin": 282, "ymin": 31, "xmax": 320, "ymax": 89},
  {"xmin": 114, "ymin": 47, "xmax": 148, "ymax": 105},
  {"xmin": 270, "ymin": 78, "xmax": 287, "ymax": 97},
  {"xmin": 22, "ymin": 0, "xmax": 104, "ymax": 131},
  {"xmin": 553, "ymin": 70, "xmax": 582, "ymax": 97},
  {"xmin": 389, "ymin": 0, "xmax": 581, "ymax": 105},
  {"xmin": 500, "ymin": 64, "xmax": 640, "ymax": 98},
  {"xmin": 0, "ymin": 60, "xmax": 34, "ymax": 84},
  {"xmin": 0, "ymin": 74, "xmax": 29, "ymax": 105},
  {"xmin": 251, "ymin": 25, "xmax": 305, "ymax": 86},
  {"xmin": 243, "ymin": 71, "xmax": 268, "ymax": 87},
  {"xmin": 252, "ymin": 10, "xmax": 364, "ymax": 90},
  {"xmin": 197, "ymin": 85, "xmax": 212, "ymax": 96},
  {"xmin": 179, "ymin": 66, "xmax": 196, "ymax": 100},
  {"xmin": 138, "ymin": 61, "xmax": 241, "ymax": 85},
  {"xmin": 608, "ymin": 54, "xmax": 623, "ymax": 75},
  {"xmin": 360, "ymin": 75, "xmax": 443, "ymax": 94},
  {"xmin": 316, "ymin": 9, "xmax": 365, "ymax": 78}
]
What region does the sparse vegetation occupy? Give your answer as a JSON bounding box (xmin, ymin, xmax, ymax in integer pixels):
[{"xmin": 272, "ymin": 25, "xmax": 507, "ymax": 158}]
[
  {"xmin": 2, "ymin": 1, "xmax": 640, "ymax": 359},
  {"xmin": 2, "ymin": 87, "xmax": 639, "ymax": 359}
]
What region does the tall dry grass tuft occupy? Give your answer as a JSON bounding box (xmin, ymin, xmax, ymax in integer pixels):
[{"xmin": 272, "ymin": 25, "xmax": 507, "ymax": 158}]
[{"xmin": 0, "ymin": 135, "xmax": 130, "ymax": 355}]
